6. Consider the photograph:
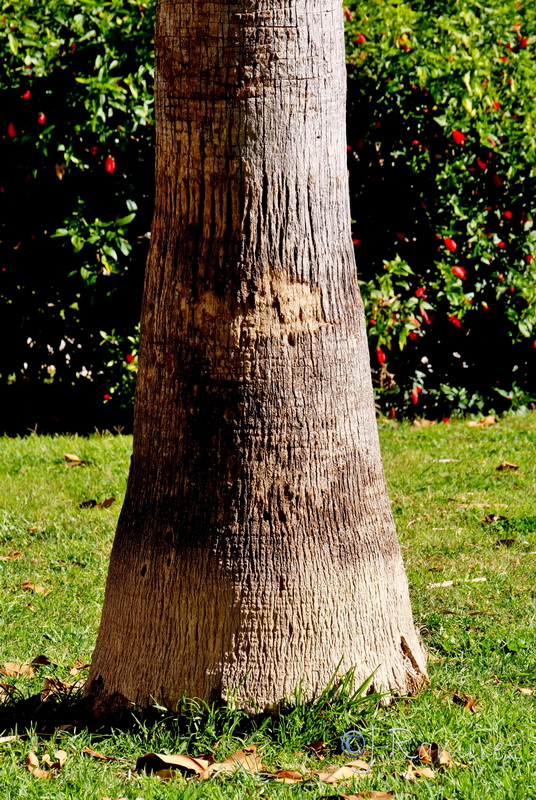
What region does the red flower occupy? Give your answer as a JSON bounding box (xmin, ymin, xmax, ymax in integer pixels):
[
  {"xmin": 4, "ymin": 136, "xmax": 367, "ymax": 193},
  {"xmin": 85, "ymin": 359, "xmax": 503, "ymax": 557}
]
[
  {"xmin": 498, "ymin": 273, "xmax": 504, "ymax": 281},
  {"xmin": 496, "ymin": 240, "xmax": 505, "ymax": 248},
  {"xmin": 346, "ymin": 144, "xmax": 352, "ymax": 151},
  {"xmin": 408, "ymin": 331, "xmax": 419, "ymax": 340},
  {"xmin": 420, "ymin": 307, "xmax": 433, "ymax": 325},
  {"xmin": 533, "ymin": 340, "xmax": 536, "ymax": 349},
  {"xmin": 103, "ymin": 393, "xmax": 112, "ymax": 400},
  {"xmin": 452, "ymin": 130, "xmax": 465, "ymax": 145},
  {"xmin": 477, "ymin": 158, "xmax": 487, "ymax": 170},
  {"xmin": 7, "ymin": 122, "xmax": 16, "ymax": 138},
  {"xmin": 444, "ymin": 237, "xmax": 457, "ymax": 252},
  {"xmin": 518, "ymin": 36, "xmax": 528, "ymax": 48},
  {"xmin": 493, "ymin": 174, "xmax": 504, "ymax": 187},
  {"xmin": 411, "ymin": 139, "xmax": 420, "ymax": 145},
  {"xmin": 354, "ymin": 33, "xmax": 366, "ymax": 44},
  {"xmin": 448, "ymin": 315, "xmax": 462, "ymax": 327},
  {"xmin": 37, "ymin": 112, "xmax": 46, "ymax": 125},
  {"xmin": 410, "ymin": 388, "xmax": 419, "ymax": 404},
  {"xmin": 125, "ymin": 354, "xmax": 136, "ymax": 364},
  {"xmin": 526, "ymin": 254, "xmax": 533, "ymax": 264},
  {"xmin": 343, "ymin": 7, "xmax": 352, "ymax": 20},
  {"xmin": 504, "ymin": 210, "xmax": 512, "ymax": 219},
  {"xmin": 442, "ymin": 417, "xmax": 450, "ymax": 424},
  {"xmin": 493, "ymin": 100, "xmax": 501, "ymax": 110},
  {"xmin": 352, "ymin": 238, "xmax": 360, "ymax": 246},
  {"xmin": 452, "ymin": 266, "xmax": 466, "ymax": 280},
  {"xmin": 500, "ymin": 56, "xmax": 509, "ymax": 62},
  {"xmin": 369, "ymin": 319, "xmax": 376, "ymax": 325},
  {"xmin": 482, "ymin": 302, "xmax": 489, "ymax": 311},
  {"xmin": 376, "ymin": 347, "xmax": 386, "ymax": 364},
  {"xmin": 415, "ymin": 287, "xmax": 426, "ymax": 298},
  {"xmin": 22, "ymin": 90, "xmax": 31, "ymax": 100},
  {"xmin": 104, "ymin": 155, "xmax": 116, "ymax": 173},
  {"xmin": 90, "ymin": 146, "xmax": 98, "ymax": 155}
]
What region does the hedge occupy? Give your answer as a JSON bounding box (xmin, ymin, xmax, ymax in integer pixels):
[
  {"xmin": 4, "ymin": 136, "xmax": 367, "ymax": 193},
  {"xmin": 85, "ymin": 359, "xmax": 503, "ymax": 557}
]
[{"xmin": 1, "ymin": 0, "xmax": 535, "ymax": 432}]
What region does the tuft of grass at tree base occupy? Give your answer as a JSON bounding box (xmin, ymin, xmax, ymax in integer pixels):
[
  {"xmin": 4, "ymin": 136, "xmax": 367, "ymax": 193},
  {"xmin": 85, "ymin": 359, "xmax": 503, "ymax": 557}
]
[{"xmin": 0, "ymin": 414, "xmax": 534, "ymax": 798}]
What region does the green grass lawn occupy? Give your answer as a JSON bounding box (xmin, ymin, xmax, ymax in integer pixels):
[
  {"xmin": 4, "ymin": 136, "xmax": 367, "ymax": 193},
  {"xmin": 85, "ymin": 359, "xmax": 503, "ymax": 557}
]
[{"xmin": 0, "ymin": 414, "xmax": 535, "ymax": 799}]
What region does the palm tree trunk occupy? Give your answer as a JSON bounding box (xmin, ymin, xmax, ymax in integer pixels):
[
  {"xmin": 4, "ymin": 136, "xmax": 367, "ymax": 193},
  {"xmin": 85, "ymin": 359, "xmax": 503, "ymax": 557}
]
[{"xmin": 85, "ymin": 0, "xmax": 427, "ymax": 716}]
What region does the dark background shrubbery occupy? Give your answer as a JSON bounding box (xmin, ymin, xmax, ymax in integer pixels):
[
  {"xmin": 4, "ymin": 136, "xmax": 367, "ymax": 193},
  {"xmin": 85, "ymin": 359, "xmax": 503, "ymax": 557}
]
[{"xmin": 1, "ymin": 0, "xmax": 535, "ymax": 433}]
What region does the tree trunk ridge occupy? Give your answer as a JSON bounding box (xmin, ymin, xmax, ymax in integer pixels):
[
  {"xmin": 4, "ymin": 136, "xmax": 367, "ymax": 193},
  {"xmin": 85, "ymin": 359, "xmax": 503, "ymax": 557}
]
[{"xmin": 86, "ymin": 0, "xmax": 427, "ymax": 715}]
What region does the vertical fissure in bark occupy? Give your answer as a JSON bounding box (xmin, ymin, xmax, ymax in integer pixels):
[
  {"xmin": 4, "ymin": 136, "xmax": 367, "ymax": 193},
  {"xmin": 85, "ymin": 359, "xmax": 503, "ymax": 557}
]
[{"xmin": 85, "ymin": 0, "xmax": 427, "ymax": 716}]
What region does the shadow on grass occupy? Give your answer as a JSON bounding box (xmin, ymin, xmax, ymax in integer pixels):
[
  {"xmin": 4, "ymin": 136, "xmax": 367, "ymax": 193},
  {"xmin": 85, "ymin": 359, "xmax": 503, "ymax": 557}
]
[{"xmin": 0, "ymin": 668, "xmax": 381, "ymax": 752}]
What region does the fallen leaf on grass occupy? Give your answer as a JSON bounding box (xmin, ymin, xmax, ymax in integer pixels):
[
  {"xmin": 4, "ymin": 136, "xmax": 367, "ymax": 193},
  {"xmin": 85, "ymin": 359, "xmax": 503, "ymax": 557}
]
[
  {"xmin": 317, "ymin": 761, "xmax": 371, "ymax": 782},
  {"xmin": 273, "ymin": 769, "xmax": 304, "ymax": 783},
  {"xmin": 69, "ymin": 659, "xmax": 90, "ymax": 676},
  {"xmin": 201, "ymin": 744, "xmax": 262, "ymax": 778},
  {"xmin": 25, "ymin": 752, "xmax": 53, "ymax": 780},
  {"xmin": 42, "ymin": 676, "xmax": 85, "ymax": 698},
  {"xmin": 466, "ymin": 415, "xmax": 497, "ymax": 428},
  {"xmin": 0, "ymin": 683, "xmax": 17, "ymax": 702},
  {"xmin": 404, "ymin": 761, "xmax": 435, "ymax": 780},
  {"xmin": 483, "ymin": 514, "xmax": 507, "ymax": 523},
  {"xmin": 82, "ymin": 746, "xmax": 121, "ymax": 762},
  {"xmin": 31, "ymin": 654, "xmax": 53, "ymax": 667},
  {"xmin": 515, "ymin": 686, "xmax": 534, "ymax": 696},
  {"xmin": 1, "ymin": 662, "xmax": 35, "ymax": 678},
  {"xmin": 137, "ymin": 752, "xmax": 211, "ymax": 777},
  {"xmin": 307, "ymin": 739, "xmax": 328, "ymax": 758},
  {"xmin": 0, "ymin": 551, "xmax": 23, "ymax": 562},
  {"xmin": 63, "ymin": 453, "xmax": 87, "ymax": 466},
  {"xmin": 413, "ymin": 418, "xmax": 436, "ymax": 427},
  {"xmin": 0, "ymin": 735, "xmax": 19, "ymax": 744},
  {"xmin": 453, "ymin": 692, "xmax": 478, "ymax": 712},
  {"xmin": 428, "ymin": 577, "xmax": 486, "ymax": 588},
  {"xmin": 494, "ymin": 538, "xmax": 517, "ymax": 547},
  {"xmin": 21, "ymin": 581, "xmax": 52, "ymax": 596},
  {"xmin": 331, "ymin": 793, "xmax": 394, "ymax": 800},
  {"xmin": 80, "ymin": 497, "xmax": 116, "ymax": 509},
  {"xmin": 495, "ymin": 461, "xmax": 518, "ymax": 471}
]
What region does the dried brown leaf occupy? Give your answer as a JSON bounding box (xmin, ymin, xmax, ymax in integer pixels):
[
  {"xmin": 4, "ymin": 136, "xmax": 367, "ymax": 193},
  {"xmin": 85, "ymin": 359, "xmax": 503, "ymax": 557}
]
[
  {"xmin": 98, "ymin": 497, "xmax": 116, "ymax": 509},
  {"xmin": 273, "ymin": 769, "xmax": 303, "ymax": 783},
  {"xmin": 452, "ymin": 692, "xmax": 478, "ymax": 712},
  {"xmin": 27, "ymin": 603, "xmax": 37, "ymax": 613},
  {"xmin": 31, "ymin": 654, "xmax": 53, "ymax": 667},
  {"xmin": 82, "ymin": 746, "xmax": 120, "ymax": 762},
  {"xmin": 0, "ymin": 551, "xmax": 23, "ymax": 562},
  {"xmin": 69, "ymin": 659, "xmax": 90, "ymax": 676},
  {"xmin": 307, "ymin": 740, "xmax": 328, "ymax": 758},
  {"xmin": 54, "ymin": 749, "xmax": 68, "ymax": 768},
  {"xmin": 21, "ymin": 581, "xmax": 52, "ymax": 596},
  {"xmin": 515, "ymin": 686, "xmax": 534, "ymax": 696},
  {"xmin": 63, "ymin": 453, "xmax": 87, "ymax": 466},
  {"xmin": 495, "ymin": 461, "xmax": 519, "ymax": 471},
  {"xmin": 2, "ymin": 662, "xmax": 35, "ymax": 678},
  {"xmin": 0, "ymin": 735, "xmax": 19, "ymax": 744},
  {"xmin": 483, "ymin": 514, "xmax": 507, "ymax": 523},
  {"xmin": 494, "ymin": 538, "xmax": 517, "ymax": 547},
  {"xmin": 137, "ymin": 752, "xmax": 210, "ymax": 776},
  {"xmin": 413, "ymin": 418, "xmax": 436, "ymax": 427},
  {"xmin": 318, "ymin": 761, "xmax": 371, "ymax": 783},
  {"xmin": 404, "ymin": 761, "xmax": 435, "ymax": 780}
]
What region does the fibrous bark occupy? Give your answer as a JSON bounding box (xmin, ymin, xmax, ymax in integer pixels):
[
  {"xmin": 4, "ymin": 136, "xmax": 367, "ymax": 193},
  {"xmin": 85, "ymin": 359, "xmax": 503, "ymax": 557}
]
[{"xmin": 85, "ymin": 0, "xmax": 427, "ymax": 716}]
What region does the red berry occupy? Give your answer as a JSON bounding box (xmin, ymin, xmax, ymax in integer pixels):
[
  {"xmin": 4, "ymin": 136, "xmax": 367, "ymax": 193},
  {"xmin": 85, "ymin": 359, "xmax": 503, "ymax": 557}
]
[
  {"xmin": 493, "ymin": 174, "xmax": 504, "ymax": 187},
  {"xmin": 415, "ymin": 287, "xmax": 426, "ymax": 298},
  {"xmin": 444, "ymin": 237, "xmax": 457, "ymax": 252},
  {"xmin": 504, "ymin": 210, "xmax": 513, "ymax": 219},
  {"xmin": 452, "ymin": 266, "xmax": 466, "ymax": 280},
  {"xmin": 526, "ymin": 255, "xmax": 533, "ymax": 264},
  {"xmin": 343, "ymin": 7, "xmax": 352, "ymax": 20},
  {"xmin": 492, "ymin": 100, "xmax": 501, "ymax": 110},
  {"xmin": 376, "ymin": 347, "xmax": 386, "ymax": 364},
  {"xmin": 411, "ymin": 139, "xmax": 419, "ymax": 145},
  {"xmin": 448, "ymin": 315, "xmax": 462, "ymax": 327},
  {"xmin": 90, "ymin": 146, "xmax": 98, "ymax": 155},
  {"xmin": 104, "ymin": 155, "xmax": 116, "ymax": 173},
  {"xmin": 103, "ymin": 393, "xmax": 112, "ymax": 400},
  {"xmin": 354, "ymin": 33, "xmax": 366, "ymax": 44},
  {"xmin": 7, "ymin": 122, "xmax": 16, "ymax": 138},
  {"xmin": 519, "ymin": 36, "xmax": 528, "ymax": 48},
  {"xmin": 477, "ymin": 158, "xmax": 487, "ymax": 170},
  {"xmin": 125, "ymin": 354, "xmax": 135, "ymax": 364},
  {"xmin": 346, "ymin": 144, "xmax": 352, "ymax": 151},
  {"xmin": 452, "ymin": 130, "xmax": 465, "ymax": 145},
  {"xmin": 411, "ymin": 388, "xmax": 419, "ymax": 404},
  {"xmin": 496, "ymin": 240, "xmax": 505, "ymax": 248},
  {"xmin": 352, "ymin": 238, "xmax": 360, "ymax": 245},
  {"xmin": 408, "ymin": 331, "xmax": 419, "ymax": 340},
  {"xmin": 442, "ymin": 417, "xmax": 450, "ymax": 424},
  {"xmin": 37, "ymin": 112, "xmax": 46, "ymax": 125},
  {"xmin": 22, "ymin": 90, "xmax": 31, "ymax": 100}
]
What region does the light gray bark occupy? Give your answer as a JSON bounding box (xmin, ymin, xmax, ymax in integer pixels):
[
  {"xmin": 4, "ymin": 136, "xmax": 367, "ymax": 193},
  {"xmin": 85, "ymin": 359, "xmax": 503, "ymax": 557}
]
[{"xmin": 85, "ymin": 0, "xmax": 427, "ymax": 716}]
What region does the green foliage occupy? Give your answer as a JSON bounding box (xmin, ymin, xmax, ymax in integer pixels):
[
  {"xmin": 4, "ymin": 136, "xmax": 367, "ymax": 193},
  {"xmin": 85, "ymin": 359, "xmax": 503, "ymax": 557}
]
[
  {"xmin": 1, "ymin": 0, "xmax": 536, "ymax": 428},
  {"xmin": 345, "ymin": 0, "xmax": 536, "ymax": 416},
  {"xmin": 0, "ymin": 0, "xmax": 154, "ymax": 431}
]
